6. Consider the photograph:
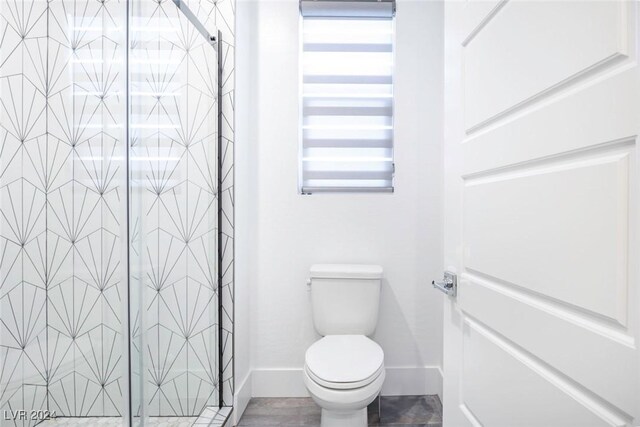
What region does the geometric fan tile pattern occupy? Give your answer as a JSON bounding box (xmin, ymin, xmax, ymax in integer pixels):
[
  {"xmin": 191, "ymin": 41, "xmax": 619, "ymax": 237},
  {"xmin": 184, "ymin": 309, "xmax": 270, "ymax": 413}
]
[
  {"xmin": 129, "ymin": 0, "xmax": 218, "ymax": 418},
  {"xmin": 0, "ymin": 0, "xmax": 234, "ymax": 422},
  {"xmin": 1, "ymin": 0, "xmax": 127, "ymax": 422},
  {"xmin": 129, "ymin": 0, "xmax": 235, "ymax": 418}
]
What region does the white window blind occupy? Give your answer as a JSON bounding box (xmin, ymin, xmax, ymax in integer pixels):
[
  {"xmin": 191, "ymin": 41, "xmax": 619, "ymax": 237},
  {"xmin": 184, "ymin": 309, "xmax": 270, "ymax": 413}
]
[{"xmin": 300, "ymin": 8, "xmax": 395, "ymax": 194}]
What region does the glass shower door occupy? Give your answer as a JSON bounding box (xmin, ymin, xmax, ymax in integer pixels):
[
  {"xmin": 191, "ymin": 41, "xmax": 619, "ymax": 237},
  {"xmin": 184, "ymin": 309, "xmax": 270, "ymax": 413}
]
[
  {"xmin": 128, "ymin": 0, "xmax": 220, "ymax": 423},
  {"xmin": 0, "ymin": 0, "xmax": 128, "ymax": 424},
  {"xmin": 0, "ymin": 0, "xmax": 221, "ymax": 422}
]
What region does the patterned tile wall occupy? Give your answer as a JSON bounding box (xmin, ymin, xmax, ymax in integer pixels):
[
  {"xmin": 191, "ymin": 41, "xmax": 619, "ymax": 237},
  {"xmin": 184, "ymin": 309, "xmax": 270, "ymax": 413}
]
[
  {"xmin": 0, "ymin": 0, "xmax": 234, "ymax": 422},
  {"xmin": 0, "ymin": 0, "xmax": 51, "ymax": 422},
  {"xmin": 0, "ymin": 0, "xmax": 127, "ymax": 421}
]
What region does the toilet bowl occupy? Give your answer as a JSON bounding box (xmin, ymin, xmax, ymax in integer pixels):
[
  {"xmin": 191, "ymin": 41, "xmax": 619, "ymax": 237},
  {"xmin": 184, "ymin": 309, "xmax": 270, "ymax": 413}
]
[
  {"xmin": 304, "ymin": 265, "xmax": 385, "ymax": 427},
  {"xmin": 304, "ymin": 335, "xmax": 385, "ymax": 427}
]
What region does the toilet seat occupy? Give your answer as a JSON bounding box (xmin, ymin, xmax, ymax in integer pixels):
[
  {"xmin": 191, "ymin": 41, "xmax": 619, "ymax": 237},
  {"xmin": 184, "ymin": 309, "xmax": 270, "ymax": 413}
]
[
  {"xmin": 305, "ymin": 363, "xmax": 384, "ymax": 390},
  {"xmin": 305, "ymin": 335, "xmax": 384, "ymax": 390}
]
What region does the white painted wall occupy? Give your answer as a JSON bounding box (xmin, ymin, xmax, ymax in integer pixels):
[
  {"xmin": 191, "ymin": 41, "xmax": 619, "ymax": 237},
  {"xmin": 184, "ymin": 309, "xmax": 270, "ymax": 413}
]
[
  {"xmin": 234, "ymin": 0, "xmax": 259, "ymax": 422},
  {"xmin": 235, "ymin": 0, "xmax": 444, "ymax": 411}
]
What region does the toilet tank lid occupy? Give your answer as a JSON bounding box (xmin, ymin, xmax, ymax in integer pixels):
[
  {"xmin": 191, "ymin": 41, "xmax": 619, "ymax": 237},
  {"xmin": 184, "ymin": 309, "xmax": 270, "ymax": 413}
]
[{"xmin": 310, "ymin": 264, "xmax": 383, "ymax": 280}]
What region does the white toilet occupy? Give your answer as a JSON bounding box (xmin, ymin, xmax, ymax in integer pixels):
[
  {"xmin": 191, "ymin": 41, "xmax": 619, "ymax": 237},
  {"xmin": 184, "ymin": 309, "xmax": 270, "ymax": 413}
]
[{"xmin": 304, "ymin": 264, "xmax": 385, "ymax": 427}]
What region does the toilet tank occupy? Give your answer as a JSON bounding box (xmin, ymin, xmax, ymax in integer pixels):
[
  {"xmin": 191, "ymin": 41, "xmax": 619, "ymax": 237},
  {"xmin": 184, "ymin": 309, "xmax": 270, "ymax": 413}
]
[{"xmin": 309, "ymin": 264, "xmax": 383, "ymax": 336}]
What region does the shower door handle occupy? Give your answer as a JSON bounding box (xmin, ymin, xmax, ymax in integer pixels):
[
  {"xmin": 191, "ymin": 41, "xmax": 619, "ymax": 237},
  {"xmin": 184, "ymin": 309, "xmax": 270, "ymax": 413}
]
[{"xmin": 432, "ymin": 271, "xmax": 457, "ymax": 297}]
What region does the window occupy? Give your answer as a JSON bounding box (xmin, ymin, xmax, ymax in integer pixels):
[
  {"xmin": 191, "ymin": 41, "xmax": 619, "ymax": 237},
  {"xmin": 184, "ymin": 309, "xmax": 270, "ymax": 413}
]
[{"xmin": 300, "ymin": 0, "xmax": 395, "ymax": 194}]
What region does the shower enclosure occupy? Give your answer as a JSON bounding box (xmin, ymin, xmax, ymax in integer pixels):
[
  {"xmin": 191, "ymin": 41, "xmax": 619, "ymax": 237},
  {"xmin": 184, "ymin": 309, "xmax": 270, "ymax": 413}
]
[{"xmin": 0, "ymin": 0, "xmax": 234, "ymax": 424}]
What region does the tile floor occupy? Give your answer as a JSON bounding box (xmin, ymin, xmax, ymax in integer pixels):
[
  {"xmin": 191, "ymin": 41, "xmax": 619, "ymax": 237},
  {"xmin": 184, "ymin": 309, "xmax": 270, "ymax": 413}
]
[
  {"xmin": 236, "ymin": 395, "xmax": 443, "ymax": 426},
  {"xmin": 38, "ymin": 407, "xmax": 232, "ymax": 426},
  {"xmin": 39, "ymin": 417, "xmax": 196, "ymax": 426}
]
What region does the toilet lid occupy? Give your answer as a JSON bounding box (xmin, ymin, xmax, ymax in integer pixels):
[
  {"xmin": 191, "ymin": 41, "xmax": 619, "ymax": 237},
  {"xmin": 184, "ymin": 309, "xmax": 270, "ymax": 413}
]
[{"xmin": 305, "ymin": 335, "xmax": 384, "ymax": 385}]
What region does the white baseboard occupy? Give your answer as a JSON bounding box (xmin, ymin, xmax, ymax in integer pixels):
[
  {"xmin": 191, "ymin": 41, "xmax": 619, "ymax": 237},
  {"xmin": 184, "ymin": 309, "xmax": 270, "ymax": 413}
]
[
  {"xmin": 233, "ymin": 372, "xmax": 252, "ymax": 426},
  {"xmin": 250, "ymin": 366, "xmax": 443, "ymax": 399}
]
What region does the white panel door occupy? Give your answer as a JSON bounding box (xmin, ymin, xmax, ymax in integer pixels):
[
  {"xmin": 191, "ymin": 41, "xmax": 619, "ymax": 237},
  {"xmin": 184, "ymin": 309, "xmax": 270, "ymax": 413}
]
[{"xmin": 442, "ymin": 1, "xmax": 640, "ymax": 426}]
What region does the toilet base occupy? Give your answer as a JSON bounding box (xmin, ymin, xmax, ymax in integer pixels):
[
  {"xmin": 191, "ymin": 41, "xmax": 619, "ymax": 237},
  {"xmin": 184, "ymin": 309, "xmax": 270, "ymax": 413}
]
[
  {"xmin": 303, "ymin": 361, "xmax": 385, "ymax": 427},
  {"xmin": 321, "ymin": 407, "xmax": 367, "ymax": 427}
]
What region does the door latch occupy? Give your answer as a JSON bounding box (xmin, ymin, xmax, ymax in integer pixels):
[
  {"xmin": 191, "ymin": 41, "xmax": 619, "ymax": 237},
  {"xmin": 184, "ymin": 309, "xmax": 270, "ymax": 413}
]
[{"xmin": 432, "ymin": 271, "xmax": 457, "ymax": 297}]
